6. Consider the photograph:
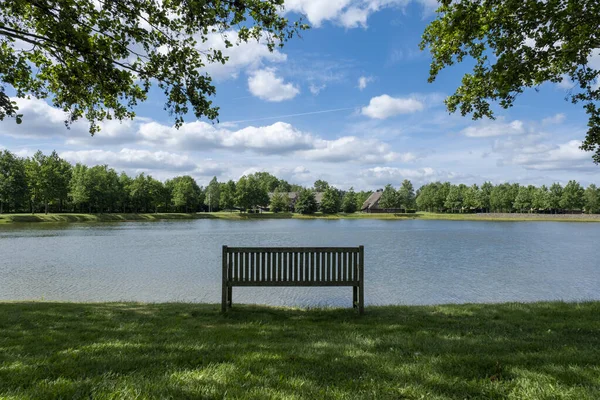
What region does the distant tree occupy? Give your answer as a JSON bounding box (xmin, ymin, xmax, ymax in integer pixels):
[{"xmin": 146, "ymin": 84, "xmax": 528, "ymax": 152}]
[
  {"xmin": 480, "ymin": 182, "xmax": 494, "ymax": 213},
  {"xmin": 26, "ymin": 150, "xmax": 72, "ymax": 213},
  {"xmin": 397, "ymin": 179, "xmax": 415, "ymax": 212},
  {"xmin": 269, "ymin": 189, "xmax": 289, "ymax": 213},
  {"xmin": 532, "ymin": 185, "xmax": 550, "ymax": 212},
  {"xmin": 251, "ymin": 172, "xmax": 280, "ymax": 193},
  {"xmin": 444, "ymin": 184, "xmax": 463, "ymax": 213},
  {"xmin": 513, "ymin": 185, "xmax": 533, "ymax": 213},
  {"xmin": 275, "ymin": 179, "xmax": 292, "ymax": 192},
  {"xmin": 416, "ymin": 183, "xmax": 437, "ymax": 212},
  {"xmin": 204, "ymin": 176, "xmax": 221, "ymax": 212},
  {"xmin": 289, "ymin": 184, "xmax": 304, "ymax": 192},
  {"xmin": 320, "ymin": 187, "xmax": 341, "ymax": 214},
  {"xmin": 560, "ymin": 180, "xmax": 585, "ymax": 211},
  {"xmin": 235, "ymin": 175, "xmax": 269, "ymax": 212},
  {"xmin": 295, "ymin": 189, "xmax": 317, "ymax": 214},
  {"xmin": 435, "ymin": 182, "xmax": 451, "ymax": 212},
  {"xmin": 0, "ymin": 150, "xmax": 27, "ymax": 213},
  {"xmin": 584, "ymin": 184, "xmax": 600, "ymax": 214},
  {"xmin": 118, "ymin": 173, "xmax": 133, "ymax": 213},
  {"xmin": 355, "ymin": 190, "xmax": 372, "ymax": 211},
  {"xmin": 342, "ymin": 187, "xmax": 358, "ymax": 213},
  {"xmin": 313, "ymin": 180, "xmax": 330, "ymax": 192},
  {"xmin": 169, "ymin": 176, "xmax": 201, "ymax": 213},
  {"xmin": 69, "ymin": 163, "xmax": 90, "ymax": 212},
  {"xmin": 129, "ymin": 173, "xmax": 154, "ymax": 213},
  {"xmin": 378, "ymin": 184, "xmax": 400, "ymax": 209},
  {"xmin": 548, "ymin": 183, "xmax": 564, "ymax": 213},
  {"xmin": 463, "ymin": 184, "xmax": 481, "ymax": 211},
  {"xmin": 219, "ymin": 180, "xmax": 237, "ymax": 211},
  {"xmin": 490, "ymin": 183, "xmax": 514, "ymax": 213}
]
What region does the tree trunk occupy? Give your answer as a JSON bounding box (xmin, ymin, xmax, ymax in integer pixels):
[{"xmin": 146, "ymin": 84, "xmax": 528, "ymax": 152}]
[
  {"xmin": 0, "ymin": 201, "xmax": 3, "ymax": 214},
  {"xmin": 45, "ymin": 201, "xmax": 49, "ymax": 215}
]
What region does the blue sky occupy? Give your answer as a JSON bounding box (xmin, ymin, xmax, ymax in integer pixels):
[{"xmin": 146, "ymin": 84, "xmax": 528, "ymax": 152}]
[{"xmin": 1, "ymin": 0, "xmax": 599, "ymax": 189}]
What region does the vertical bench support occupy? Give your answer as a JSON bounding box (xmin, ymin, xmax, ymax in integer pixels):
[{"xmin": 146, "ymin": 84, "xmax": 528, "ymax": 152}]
[
  {"xmin": 359, "ymin": 245, "xmax": 364, "ymax": 315},
  {"xmin": 221, "ymin": 245, "xmax": 228, "ymax": 313}
]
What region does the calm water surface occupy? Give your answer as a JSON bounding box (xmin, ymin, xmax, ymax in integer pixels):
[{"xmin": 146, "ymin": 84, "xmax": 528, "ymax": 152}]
[{"xmin": 1, "ymin": 219, "xmax": 599, "ymax": 306}]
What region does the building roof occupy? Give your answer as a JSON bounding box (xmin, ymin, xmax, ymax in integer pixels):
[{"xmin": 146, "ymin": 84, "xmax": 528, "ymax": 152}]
[
  {"xmin": 361, "ymin": 190, "xmax": 383, "ymax": 211},
  {"xmin": 268, "ymin": 192, "xmax": 299, "ymax": 200}
]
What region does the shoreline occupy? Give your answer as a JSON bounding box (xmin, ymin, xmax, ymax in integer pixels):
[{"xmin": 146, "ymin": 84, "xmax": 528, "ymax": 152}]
[{"xmin": 1, "ymin": 211, "xmax": 600, "ymax": 225}]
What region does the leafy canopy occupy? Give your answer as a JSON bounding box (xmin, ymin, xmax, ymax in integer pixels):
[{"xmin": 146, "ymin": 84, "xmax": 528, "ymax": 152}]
[
  {"xmin": 421, "ymin": 0, "xmax": 600, "ymax": 162},
  {"xmin": 0, "ymin": 0, "xmax": 306, "ymax": 132}
]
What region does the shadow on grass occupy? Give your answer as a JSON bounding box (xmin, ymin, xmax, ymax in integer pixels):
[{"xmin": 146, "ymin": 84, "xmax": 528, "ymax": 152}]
[{"xmin": 0, "ymin": 302, "xmax": 599, "ymax": 399}]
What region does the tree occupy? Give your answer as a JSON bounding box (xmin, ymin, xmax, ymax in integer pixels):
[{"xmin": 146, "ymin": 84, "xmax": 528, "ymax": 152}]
[
  {"xmin": 313, "ymin": 180, "xmax": 330, "ymax": 192},
  {"xmin": 549, "ymin": 183, "xmax": 564, "ymax": 213},
  {"xmin": 294, "ymin": 189, "xmax": 317, "ymax": 214},
  {"xmin": 341, "ymin": 187, "xmax": 357, "ymax": 213},
  {"xmin": 584, "ymin": 184, "xmax": 600, "ymax": 214},
  {"xmin": 235, "ymin": 175, "xmax": 268, "ymax": 212},
  {"xmin": 219, "ymin": 180, "xmax": 236, "ymax": 211},
  {"xmin": 355, "ymin": 190, "xmax": 372, "ymax": 211},
  {"xmin": 463, "ymin": 184, "xmax": 481, "ymax": 211},
  {"xmin": 0, "ymin": 0, "xmax": 305, "ymax": 133},
  {"xmin": 0, "ymin": 150, "xmax": 27, "ymax": 213},
  {"xmin": 378, "ymin": 184, "xmax": 399, "ymax": 210},
  {"xmin": 532, "ymin": 185, "xmax": 550, "ymax": 212},
  {"xmin": 480, "ymin": 182, "xmax": 493, "ymax": 213},
  {"xmin": 205, "ymin": 177, "xmax": 220, "ymax": 212},
  {"xmin": 250, "ymin": 172, "xmax": 280, "ymax": 193},
  {"xmin": 168, "ymin": 175, "xmax": 201, "ymax": 213},
  {"xmin": 397, "ymin": 179, "xmax": 415, "ymax": 212},
  {"xmin": 69, "ymin": 163, "xmax": 90, "ymax": 212},
  {"xmin": 320, "ymin": 187, "xmax": 340, "ymax": 214},
  {"xmin": 513, "ymin": 185, "xmax": 533, "ymax": 213},
  {"xmin": 421, "ymin": 0, "xmax": 600, "ymax": 163},
  {"xmin": 444, "ymin": 184, "xmax": 463, "ymax": 213},
  {"xmin": 560, "ymin": 180, "xmax": 585, "ymax": 211},
  {"xmin": 269, "ymin": 189, "xmax": 289, "ymax": 213}
]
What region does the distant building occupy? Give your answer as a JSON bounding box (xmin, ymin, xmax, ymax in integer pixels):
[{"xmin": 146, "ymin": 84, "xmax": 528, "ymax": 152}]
[{"xmin": 361, "ymin": 189, "xmax": 383, "ymax": 212}]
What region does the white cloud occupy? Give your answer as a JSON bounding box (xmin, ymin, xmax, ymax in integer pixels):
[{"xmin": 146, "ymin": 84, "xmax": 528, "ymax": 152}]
[
  {"xmin": 247, "ymin": 68, "xmax": 300, "ymax": 102},
  {"xmin": 461, "ymin": 118, "xmax": 526, "ymax": 138},
  {"xmin": 139, "ymin": 121, "xmax": 314, "ymax": 154},
  {"xmin": 542, "ymin": 113, "xmax": 566, "ymax": 125},
  {"xmin": 309, "ymin": 83, "xmax": 326, "ymax": 95},
  {"xmin": 200, "ymin": 30, "xmax": 287, "ymax": 80},
  {"xmin": 59, "ymin": 149, "xmax": 199, "ymax": 172},
  {"xmin": 284, "ymin": 0, "xmax": 436, "ymax": 28},
  {"xmin": 502, "ymin": 140, "xmax": 592, "ymax": 171},
  {"xmin": 361, "ymin": 94, "xmax": 424, "ymax": 119},
  {"xmin": 299, "ymin": 136, "xmax": 415, "ymax": 163},
  {"xmin": 358, "ymin": 76, "xmax": 373, "ymax": 90}
]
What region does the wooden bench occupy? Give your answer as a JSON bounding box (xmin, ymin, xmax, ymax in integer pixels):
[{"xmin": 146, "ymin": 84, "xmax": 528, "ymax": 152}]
[{"xmin": 222, "ymin": 246, "xmax": 364, "ymax": 314}]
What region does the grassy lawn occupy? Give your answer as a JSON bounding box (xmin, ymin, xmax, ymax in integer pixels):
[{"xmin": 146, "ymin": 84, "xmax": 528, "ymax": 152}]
[{"xmin": 1, "ymin": 302, "xmax": 599, "ymax": 399}]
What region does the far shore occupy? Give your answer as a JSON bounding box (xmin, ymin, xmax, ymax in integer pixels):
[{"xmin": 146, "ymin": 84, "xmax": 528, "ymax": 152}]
[{"xmin": 2, "ymin": 211, "xmax": 600, "ymax": 225}]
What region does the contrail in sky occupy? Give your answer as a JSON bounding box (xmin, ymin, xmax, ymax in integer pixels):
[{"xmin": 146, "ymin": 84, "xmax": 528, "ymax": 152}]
[{"xmin": 224, "ymin": 107, "xmax": 358, "ymax": 124}]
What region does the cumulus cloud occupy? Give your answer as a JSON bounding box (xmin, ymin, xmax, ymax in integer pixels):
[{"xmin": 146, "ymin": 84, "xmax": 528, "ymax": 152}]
[
  {"xmin": 361, "ymin": 94, "xmax": 424, "ymax": 119},
  {"xmin": 247, "ymin": 68, "xmax": 300, "ymax": 102},
  {"xmin": 199, "ymin": 30, "xmax": 287, "ymax": 80},
  {"xmin": 499, "ymin": 140, "xmax": 592, "ymax": 171},
  {"xmin": 299, "ymin": 136, "xmax": 415, "ymax": 164},
  {"xmin": 357, "ymin": 76, "xmax": 372, "ymax": 90},
  {"xmin": 139, "ymin": 121, "xmax": 314, "ymax": 154},
  {"xmin": 542, "ymin": 113, "xmax": 566, "ymax": 125},
  {"xmin": 59, "ymin": 149, "xmax": 199, "ymax": 172},
  {"xmin": 283, "ymin": 0, "xmax": 436, "ymax": 28},
  {"xmin": 461, "ymin": 118, "xmax": 526, "ymax": 138}
]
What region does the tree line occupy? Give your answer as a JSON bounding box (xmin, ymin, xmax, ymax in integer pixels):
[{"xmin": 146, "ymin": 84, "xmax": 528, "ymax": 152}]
[{"xmin": 1, "ymin": 149, "xmax": 599, "ymax": 214}]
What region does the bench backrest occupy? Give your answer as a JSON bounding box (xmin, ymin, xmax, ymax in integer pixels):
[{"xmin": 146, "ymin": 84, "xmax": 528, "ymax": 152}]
[{"xmin": 222, "ymin": 246, "xmax": 364, "ymax": 285}]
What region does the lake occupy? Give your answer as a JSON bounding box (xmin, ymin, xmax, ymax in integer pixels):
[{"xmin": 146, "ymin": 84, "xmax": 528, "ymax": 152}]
[{"xmin": 1, "ymin": 219, "xmax": 599, "ymax": 307}]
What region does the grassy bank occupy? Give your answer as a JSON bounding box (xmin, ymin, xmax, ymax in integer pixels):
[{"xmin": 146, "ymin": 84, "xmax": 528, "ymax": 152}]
[
  {"xmin": 1, "ymin": 301, "xmax": 599, "ymax": 399},
  {"xmin": 1, "ymin": 211, "xmax": 600, "ymax": 225}
]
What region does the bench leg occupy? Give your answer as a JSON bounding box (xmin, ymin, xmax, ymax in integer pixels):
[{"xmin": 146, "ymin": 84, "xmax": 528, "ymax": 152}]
[
  {"xmin": 353, "ymin": 286, "xmax": 358, "ymax": 308},
  {"xmin": 359, "ymin": 283, "xmax": 364, "ymax": 315},
  {"xmin": 228, "ymin": 286, "xmax": 232, "ymax": 308},
  {"xmin": 221, "ymin": 283, "xmax": 227, "ymax": 313}
]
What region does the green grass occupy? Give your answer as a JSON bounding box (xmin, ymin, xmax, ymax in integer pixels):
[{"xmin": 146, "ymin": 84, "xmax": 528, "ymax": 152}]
[
  {"xmin": 1, "ymin": 211, "xmax": 599, "ymax": 225},
  {"xmin": 1, "ymin": 302, "xmax": 599, "ymax": 399}
]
